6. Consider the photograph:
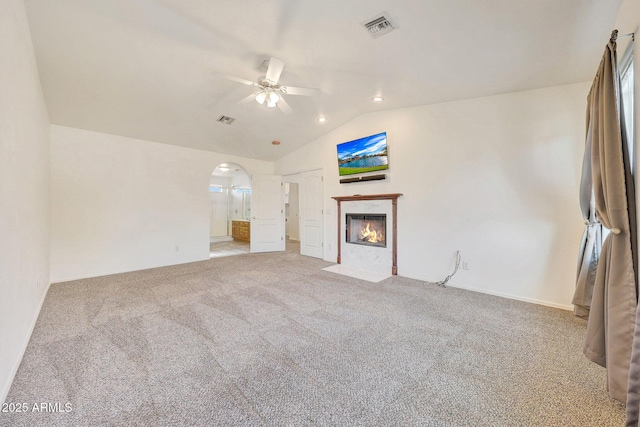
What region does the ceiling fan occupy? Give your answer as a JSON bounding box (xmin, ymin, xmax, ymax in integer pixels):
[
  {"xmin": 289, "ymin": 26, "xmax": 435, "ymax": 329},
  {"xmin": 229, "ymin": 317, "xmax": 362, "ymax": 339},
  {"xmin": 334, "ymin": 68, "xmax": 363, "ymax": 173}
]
[{"xmin": 224, "ymin": 57, "xmax": 320, "ymax": 115}]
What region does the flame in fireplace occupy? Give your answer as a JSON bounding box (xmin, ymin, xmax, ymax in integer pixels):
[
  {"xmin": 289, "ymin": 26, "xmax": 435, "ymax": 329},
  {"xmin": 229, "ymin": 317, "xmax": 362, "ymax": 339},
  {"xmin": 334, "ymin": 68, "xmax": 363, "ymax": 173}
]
[{"xmin": 360, "ymin": 222, "xmax": 384, "ymax": 243}]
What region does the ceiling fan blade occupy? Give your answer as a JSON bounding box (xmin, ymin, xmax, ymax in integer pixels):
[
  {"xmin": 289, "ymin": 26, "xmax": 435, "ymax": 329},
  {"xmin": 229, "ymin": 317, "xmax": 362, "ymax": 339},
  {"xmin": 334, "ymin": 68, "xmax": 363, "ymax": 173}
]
[
  {"xmin": 265, "ymin": 57, "xmax": 285, "ymax": 84},
  {"xmin": 280, "ymin": 86, "xmax": 320, "ymax": 96},
  {"xmin": 277, "ymin": 96, "xmax": 293, "ymax": 115},
  {"xmin": 221, "ymin": 74, "xmax": 257, "ymax": 87},
  {"xmin": 237, "ymin": 92, "xmax": 258, "ymax": 105}
]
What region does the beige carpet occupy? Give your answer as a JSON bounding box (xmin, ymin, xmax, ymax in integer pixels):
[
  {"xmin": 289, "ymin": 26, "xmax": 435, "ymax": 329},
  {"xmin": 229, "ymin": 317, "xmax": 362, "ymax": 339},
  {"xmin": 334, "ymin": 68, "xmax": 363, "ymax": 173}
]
[{"xmin": 1, "ymin": 242, "xmax": 625, "ymax": 426}]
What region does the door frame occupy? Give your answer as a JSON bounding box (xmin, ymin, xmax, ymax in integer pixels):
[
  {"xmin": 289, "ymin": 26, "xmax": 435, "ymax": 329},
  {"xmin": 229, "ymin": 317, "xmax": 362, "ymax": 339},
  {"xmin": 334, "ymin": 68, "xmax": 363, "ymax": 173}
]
[{"xmin": 283, "ymin": 169, "xmax": 325, "ymax": 259}]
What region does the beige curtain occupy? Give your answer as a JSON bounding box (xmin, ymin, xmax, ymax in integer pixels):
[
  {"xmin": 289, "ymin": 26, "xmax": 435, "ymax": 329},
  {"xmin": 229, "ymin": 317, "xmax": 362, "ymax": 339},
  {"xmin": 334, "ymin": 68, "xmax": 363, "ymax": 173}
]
[
  {"xmin": 629, "ymin": 313, "xmax": 640, "ymax": 426},
  {"xmin": 583, "ymin": 39, "xmax": 637, "ymax": 405},
  {"xmin": 572, "ymin": 105, "xmax": 602, "ymax": 318}
]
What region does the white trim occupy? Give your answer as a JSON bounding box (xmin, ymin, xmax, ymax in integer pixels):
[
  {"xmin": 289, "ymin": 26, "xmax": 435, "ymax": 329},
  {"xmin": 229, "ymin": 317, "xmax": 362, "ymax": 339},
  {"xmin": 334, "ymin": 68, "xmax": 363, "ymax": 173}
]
[
  {"xmin": 620, "ymin": 40, "xmax": 634, "ymax": 74},
  {"xmin": 282, "ymin": 167, "xmax": 326, "ymax": 179},
  {"xmin": 51, "ymin": 257, "xmax": 210, "ymax": 284},
  {"xmin": 1, "ymin": 281, "xmax": 52, "ymax": 404},
  {"xmin": 444, "ymin": 282, "xmax": 574, "ymax": 311},
  {"xmin": 399, "ymin": 273, "xmax": 573, "ymax": 311}
]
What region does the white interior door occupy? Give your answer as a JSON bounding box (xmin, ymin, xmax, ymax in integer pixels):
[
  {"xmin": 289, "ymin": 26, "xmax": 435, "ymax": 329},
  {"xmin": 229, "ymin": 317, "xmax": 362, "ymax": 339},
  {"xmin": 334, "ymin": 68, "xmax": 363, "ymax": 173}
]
[
  {"xmin": 250, "ymin": 174, "xmax": 285, "ymax": 253},
  {"xmin": 300, "ymin": 170, "xmax": 324, "ymax": 258}
]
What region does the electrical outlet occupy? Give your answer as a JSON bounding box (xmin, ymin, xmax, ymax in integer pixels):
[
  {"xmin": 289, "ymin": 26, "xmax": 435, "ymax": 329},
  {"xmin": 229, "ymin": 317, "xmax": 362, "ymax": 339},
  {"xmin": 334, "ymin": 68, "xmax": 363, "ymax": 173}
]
[
  {"xmin": 175, "ymin": 245, "xmax": 180, "ymax": 252},
  {"xmin": 462, "ymin": 261, "xmax": 469, "ymax": 270}
]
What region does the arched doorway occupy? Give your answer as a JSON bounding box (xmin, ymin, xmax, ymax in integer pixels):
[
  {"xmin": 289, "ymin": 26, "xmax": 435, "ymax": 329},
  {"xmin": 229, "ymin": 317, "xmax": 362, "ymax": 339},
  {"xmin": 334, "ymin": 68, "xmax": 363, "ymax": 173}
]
[{"xmin": 209, "ymin": 162, "xmax": 251, "ymax": 258}]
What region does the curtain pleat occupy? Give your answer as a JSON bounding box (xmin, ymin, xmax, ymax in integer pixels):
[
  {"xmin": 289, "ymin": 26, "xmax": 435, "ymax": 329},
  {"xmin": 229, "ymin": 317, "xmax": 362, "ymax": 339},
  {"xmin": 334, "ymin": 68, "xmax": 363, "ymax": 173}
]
[
  {"xmin": 583, "ymin": 41, "xmax": 637, "ymax": 405},
  {"xmin": 573, "ymin": 102, "xmax": 603, "ymax": 318},
  {"xmin": 629, "ymin": 315, "xmax": 640, "ymax": 425}
]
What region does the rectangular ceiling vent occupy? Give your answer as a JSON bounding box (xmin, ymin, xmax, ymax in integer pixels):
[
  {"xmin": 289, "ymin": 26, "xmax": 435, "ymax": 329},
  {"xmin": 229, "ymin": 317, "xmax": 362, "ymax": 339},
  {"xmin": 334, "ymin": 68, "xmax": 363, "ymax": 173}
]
[
  {"xmin": 217, "ymin": 115, "xmax": 236, "ymax": 125},
  {"xmin": 362, "ymin": 13, "xmax": 395, "ymax": 39}
]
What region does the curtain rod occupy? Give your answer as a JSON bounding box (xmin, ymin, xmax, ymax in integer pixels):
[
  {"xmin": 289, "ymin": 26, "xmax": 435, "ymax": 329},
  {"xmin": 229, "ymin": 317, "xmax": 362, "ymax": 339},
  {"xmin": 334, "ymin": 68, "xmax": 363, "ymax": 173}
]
[{"xmin": 610, "ymin": 29, "xmax": 635, "ymax": 43}]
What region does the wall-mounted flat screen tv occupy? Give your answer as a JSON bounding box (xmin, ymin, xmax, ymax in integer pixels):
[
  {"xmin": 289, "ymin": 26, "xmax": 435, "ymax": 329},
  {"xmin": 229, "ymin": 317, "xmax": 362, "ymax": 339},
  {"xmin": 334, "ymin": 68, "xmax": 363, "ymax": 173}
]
[{"xmin": 337, "ymin": 131, "xmax": 389, "ymax": 176}]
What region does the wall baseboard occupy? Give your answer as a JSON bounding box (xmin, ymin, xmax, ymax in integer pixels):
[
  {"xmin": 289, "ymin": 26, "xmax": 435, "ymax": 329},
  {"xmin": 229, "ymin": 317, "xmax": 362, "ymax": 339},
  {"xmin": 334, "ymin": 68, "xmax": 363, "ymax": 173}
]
[
  {"xmin": 1, "ymin": 281, "xmax": 51, "ymax": 404},
  {"xmin": 444, "ymin": 282, "xmax": 574, "ymax": 311},
  {"xmin": 398, "ymin": 272, "xmax": 573, "ymax": 311},
  {"xmin": 50, "ymin": 256, "xmax": 211, "ymax": 284}
]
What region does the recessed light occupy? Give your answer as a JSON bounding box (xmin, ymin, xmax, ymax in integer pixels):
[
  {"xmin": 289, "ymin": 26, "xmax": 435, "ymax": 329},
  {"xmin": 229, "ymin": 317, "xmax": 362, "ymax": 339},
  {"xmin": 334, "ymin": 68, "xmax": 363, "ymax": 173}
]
[
  {"xmin": 373, "ymin": 96, "xmax": 384, "ymax": 102},
  {"xmin": 317, "ymin": 116, "xmax": 327, "ymax": 123},
  {"xmin": 272, "ymin": 140, "xmax": 281, "ymax": 145}
]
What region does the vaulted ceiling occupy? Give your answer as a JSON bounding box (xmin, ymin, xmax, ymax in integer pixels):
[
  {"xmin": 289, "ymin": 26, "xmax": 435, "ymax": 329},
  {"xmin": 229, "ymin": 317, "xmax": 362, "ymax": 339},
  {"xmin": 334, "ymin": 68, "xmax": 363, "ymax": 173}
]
[{"xmin": 25, "ymin": 0, "xmax": 621, "ymax": 161}]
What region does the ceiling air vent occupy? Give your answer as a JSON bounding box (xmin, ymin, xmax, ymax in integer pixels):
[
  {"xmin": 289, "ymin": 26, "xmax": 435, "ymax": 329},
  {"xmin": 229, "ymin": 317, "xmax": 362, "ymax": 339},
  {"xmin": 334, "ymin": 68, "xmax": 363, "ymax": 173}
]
[
  {"xmin": 217, "ymin": 115, "xmax": 235, "ymax": 125},
  {"xmin": 362, "ymin": 13, "xmax": 395, "ymax": 39}
]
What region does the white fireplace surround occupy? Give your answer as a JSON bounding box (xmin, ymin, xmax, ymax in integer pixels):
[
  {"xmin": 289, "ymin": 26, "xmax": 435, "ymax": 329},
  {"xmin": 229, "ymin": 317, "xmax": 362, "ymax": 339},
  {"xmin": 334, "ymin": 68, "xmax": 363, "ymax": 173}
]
[
  {"xmin": 331, "ymin": 194, "xmax": 402, "ymax": 277},
  {"xmin": 341, "ymin": 199, "xmax": 394, "ymax": 275}
]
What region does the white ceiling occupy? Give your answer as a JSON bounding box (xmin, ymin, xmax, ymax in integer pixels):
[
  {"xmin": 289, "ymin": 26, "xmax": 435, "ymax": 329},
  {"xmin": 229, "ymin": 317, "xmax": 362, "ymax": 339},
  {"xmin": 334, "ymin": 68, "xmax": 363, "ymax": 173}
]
[{"xmin": 25, "ymin": 0, "xmax": 621, "ymax": 161}]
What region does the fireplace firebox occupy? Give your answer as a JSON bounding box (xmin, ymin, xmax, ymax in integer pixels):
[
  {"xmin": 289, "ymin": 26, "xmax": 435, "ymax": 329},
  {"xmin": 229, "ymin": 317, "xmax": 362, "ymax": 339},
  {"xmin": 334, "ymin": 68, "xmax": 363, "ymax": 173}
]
[{"xmin": 346, "ymin": 214, "xmax": 387, "ymax": 247}]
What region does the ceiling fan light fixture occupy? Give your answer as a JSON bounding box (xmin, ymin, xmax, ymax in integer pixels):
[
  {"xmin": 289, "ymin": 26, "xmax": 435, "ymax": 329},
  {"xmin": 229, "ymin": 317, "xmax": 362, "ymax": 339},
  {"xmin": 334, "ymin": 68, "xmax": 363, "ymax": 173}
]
[
  {"xmin": 269, "ymin": 91, "xmax": 280, "ymax": 104},
  {"xmin": 255, "ymin": 92, "xmax": 267, "ymax": 105}
]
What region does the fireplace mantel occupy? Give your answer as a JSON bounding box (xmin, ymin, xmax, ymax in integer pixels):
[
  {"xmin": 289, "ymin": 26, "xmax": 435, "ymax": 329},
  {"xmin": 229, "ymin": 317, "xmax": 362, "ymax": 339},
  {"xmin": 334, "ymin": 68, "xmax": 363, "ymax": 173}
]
[
  {"xmin": 332, "ymin": 193, "xmax": 403, "ymax": 203},
  {"xmin": 332, "ymin": 193, "xmax": 402, "ymax": 275}
]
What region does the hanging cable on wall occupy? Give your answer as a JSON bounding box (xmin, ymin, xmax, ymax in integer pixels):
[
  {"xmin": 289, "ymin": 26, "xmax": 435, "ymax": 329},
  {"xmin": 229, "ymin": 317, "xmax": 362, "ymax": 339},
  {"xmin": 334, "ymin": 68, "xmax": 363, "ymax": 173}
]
[{"xmin": 432, "ymin": 251, "xmax": 461, "ymax": 288}]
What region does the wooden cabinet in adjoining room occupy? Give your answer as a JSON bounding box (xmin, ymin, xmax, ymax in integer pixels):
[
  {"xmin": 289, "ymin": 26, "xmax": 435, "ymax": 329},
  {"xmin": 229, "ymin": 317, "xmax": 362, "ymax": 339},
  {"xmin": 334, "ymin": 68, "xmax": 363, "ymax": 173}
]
[{"xmin": 231, "ymin": 220, "xmax": 250, "ymax": 242}]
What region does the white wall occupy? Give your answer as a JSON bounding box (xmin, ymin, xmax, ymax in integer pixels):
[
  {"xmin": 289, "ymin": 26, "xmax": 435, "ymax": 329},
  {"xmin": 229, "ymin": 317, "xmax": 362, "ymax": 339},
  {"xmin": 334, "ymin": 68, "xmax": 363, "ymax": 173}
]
[
  {"xmin": 276, "ymin": 82, "xmax": 589, "ymax": 309},
  {"xmin": 0, "ymin": 0, "xmax": 51, "ymax": 403},
  {"xmin": 50, "ymin": 125, "xmax": 273, "ymax": 282}
]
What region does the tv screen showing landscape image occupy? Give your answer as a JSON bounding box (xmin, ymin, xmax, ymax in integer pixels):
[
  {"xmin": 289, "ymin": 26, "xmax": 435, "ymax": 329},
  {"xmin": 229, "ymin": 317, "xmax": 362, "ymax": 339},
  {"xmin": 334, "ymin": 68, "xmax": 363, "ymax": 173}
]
[{"xmin": 337, "ymin": 132, "xmax": 389, "ymax": 176}]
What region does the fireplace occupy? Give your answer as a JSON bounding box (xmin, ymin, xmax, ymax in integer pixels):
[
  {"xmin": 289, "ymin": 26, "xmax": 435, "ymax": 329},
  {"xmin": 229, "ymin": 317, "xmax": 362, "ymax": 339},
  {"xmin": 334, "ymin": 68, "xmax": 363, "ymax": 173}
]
[
  {"xmin": 346, "ymin": 214, "xmax": 386, "ymax": 247},
  {"xmin": 331, "ymin": 194, "xmax": 402, "ymax": 275}
]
